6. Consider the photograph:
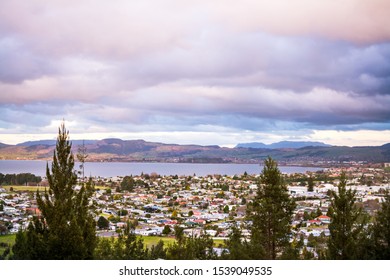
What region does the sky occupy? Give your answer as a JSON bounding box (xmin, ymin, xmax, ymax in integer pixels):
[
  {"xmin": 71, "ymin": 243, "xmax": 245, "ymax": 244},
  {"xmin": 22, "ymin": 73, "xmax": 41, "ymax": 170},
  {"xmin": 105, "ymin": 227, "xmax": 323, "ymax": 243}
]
[{"xmin": 1, "ymin": 0, "xmax": 390, "ymax": 147}]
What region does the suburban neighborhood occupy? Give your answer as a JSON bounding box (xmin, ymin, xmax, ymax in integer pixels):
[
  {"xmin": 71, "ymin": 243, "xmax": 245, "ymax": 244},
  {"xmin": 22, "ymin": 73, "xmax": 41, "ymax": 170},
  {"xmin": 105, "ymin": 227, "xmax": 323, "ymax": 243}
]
[{"xmin": 1, "ymin": 162, "xmax": 389, "ymax": 259}]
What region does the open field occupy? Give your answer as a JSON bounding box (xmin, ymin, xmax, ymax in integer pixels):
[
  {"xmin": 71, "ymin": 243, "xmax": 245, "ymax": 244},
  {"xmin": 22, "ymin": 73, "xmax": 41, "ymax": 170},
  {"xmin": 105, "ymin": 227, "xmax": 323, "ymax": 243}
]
[
  {"xmin": 142, "ymin": 236, "xmax": 176, "ymax": 248},
  {"xmin": 2, "ymin": 185, "xmax": 48, "ymax": 192},
  {"xmin": 142, "ymin": 236, "xmax": 226, "ymax": 248},
  {"xmin": 1, "ymin": 185, "xmax": 109, "ymax": 192},
  {"xmin": 95, "ymin": 186, "xmax": 110, "ymax": 190}
]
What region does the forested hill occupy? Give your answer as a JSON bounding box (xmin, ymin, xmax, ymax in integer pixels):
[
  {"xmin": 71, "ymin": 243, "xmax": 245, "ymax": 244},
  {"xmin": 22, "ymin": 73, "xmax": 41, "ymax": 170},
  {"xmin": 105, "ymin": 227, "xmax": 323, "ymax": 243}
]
[{"xmin": 0, "ymin": 138, "xmax": 390, "ymax": 164}]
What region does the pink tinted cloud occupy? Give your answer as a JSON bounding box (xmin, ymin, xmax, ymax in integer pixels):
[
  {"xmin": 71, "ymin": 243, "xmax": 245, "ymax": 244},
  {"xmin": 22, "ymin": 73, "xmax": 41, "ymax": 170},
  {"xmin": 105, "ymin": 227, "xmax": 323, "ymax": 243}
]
[
  {"xmin": 0, "ymin": 0, "xmax": 389, "ymax": 62},
  {"xmin": 211, "ymin": 0, "xmax": 390, "ymax": 44}
]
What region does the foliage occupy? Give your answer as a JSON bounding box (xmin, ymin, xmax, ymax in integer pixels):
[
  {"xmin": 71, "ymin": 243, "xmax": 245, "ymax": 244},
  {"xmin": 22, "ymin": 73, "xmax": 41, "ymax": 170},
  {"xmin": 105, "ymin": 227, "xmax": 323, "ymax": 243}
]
[
  {"xmin": 165, "ymin": 226, "xmax": 216, "ymax": 260},
  {"xmin": 246, "ymin": 157, "xmax": 296, "ymax": 259},
  {"xmin": 12, "ymin": 123, "xmax": 96, "ymax": 259},
  {"xmin": 0, "ymin": 173, "xmax": 42, "ymax": 186},
  {"xmin": 221, "ymin": 225, "xmax": 251, "ymax": 260},
  {"xmin": 327, "ymin": 172, "xmax": 367, "ymax": 259},
  {"xmin": 94, "ymin": 222, "xmax": 149, "ymax": 260},
  {"xmin": 162, "ymin": 225, "xmax": 171, "ymax": 235},
  {"xmin": 371, "ymin": 191, "xmax": 390, "ymax": 259},
  {"xmin": 97, "ymin": 216, "xmax": 109, "ymax": 229},
  {"xmin": 121, "ymin": 176, "xmax": 135, "ymax": 192},
  {"xmin": 307, "ymin": 176, "xmax": 315, "ymax": 192},
  {"xmin": 149, "ymin": 239, "xmax": 167, "ymax": 259},
  {"xmin": 0, "ymin": 234, "xmax": 15, "ymax": 260}
]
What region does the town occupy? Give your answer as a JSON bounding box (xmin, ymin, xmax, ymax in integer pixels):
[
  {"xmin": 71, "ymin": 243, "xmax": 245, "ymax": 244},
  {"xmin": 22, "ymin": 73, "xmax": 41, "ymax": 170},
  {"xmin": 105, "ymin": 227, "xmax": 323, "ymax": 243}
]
[{"xmin": 1, "ymin": 163, "xmax": 389, "ymax": 259}]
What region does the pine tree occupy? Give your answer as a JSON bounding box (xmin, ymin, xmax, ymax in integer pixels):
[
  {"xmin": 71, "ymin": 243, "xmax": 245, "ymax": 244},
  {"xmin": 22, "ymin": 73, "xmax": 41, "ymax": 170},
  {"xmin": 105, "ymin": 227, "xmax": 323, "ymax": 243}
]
[
  {"xmin": 372, "ymin": 191, "xmax": 390, "ymax": 259},
  {"xmin": 149, "ymin": 240, "xmax": 167, "ymax": 259},
  {"xmin": 307, "ymin": 175, "xmax": 315, "ymax": 192},
  {"xmin": 327, "ymin": 172, "xmax": 366, "ymax": 259},
  {"xmin": 97, "ymin": 216, "xmax": 109, "ymax": 229},
  {"xmin": 221, "ymin": 225, "xmax": 251, "ymax": 259},
  {"xmin": 12, "ymin": 122, "xmax": 96, "ymax": 259},
  {"xmin": 247, "ymin": 157, "xmax": 296, "ymax": 259}
]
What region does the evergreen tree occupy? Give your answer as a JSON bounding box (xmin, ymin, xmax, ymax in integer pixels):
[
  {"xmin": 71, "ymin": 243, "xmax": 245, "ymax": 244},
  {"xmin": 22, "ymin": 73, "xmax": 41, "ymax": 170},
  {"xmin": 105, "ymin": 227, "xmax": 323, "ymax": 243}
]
[
  {"xmin": 165, "ymin": 226, "xmax": 216, "ymax": 260},
  {"xmin": 12, "ymin": 123, "xmax": 96, "ymax": 259},
  {"xmin": 246, "ymin": 157, "xmax": 296, "ymax": 259},
  {"xmin": 149, "ymin": 240, "xmax": 167, "ymax": 259},
  {"xmin": 77, "ymin": 140, "xmax": 88, "ymax": 182},
  {"xmin": 221, "ymin": 225, "xmax": 251, "ymax": 259},
  {"xmin": 94, "ymin": 222, "xmax": 148, "ymax": 260},
  {"xmin": 372, "ymin": 191, "xmax": 390, "ymax": 259},
  {"xmin": 162, "ymin": 225, "xmax": 171, "ymax": 235},
  {"xmin": 307, "ymin": 175, "xmax": 315, "ymax": 192},
  {"xmin": 97, "ymin": 216, "xmax": 109, "ymax": 229},
  {"xmin": 327, "ymin": 172, "xmax": 366, "ymax": 259},
  {"xmin": 121, "ymin": 176, "xmax": 135, "ymax": 192}
]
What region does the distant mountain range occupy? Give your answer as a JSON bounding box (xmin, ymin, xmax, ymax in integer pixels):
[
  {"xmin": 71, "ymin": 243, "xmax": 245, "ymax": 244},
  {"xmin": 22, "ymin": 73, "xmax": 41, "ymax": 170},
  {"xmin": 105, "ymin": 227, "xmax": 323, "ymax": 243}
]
[
  {"xmin": 16, "ymin": 140, "xmax": 98, "ymax": 147},
  {"xmin": 0, "ymin": 138, "xmax": 390, "ymax": 164},
  {"xmin": 235, "ymin": 141, "xmax": 331, "ymax": 149}
]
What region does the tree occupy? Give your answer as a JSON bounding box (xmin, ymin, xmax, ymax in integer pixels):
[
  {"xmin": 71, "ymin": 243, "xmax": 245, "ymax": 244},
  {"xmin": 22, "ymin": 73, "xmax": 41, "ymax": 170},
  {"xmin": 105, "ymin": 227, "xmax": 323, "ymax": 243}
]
[
  {"xmin": 221, "ymin": 225, "xmax": 251, "ymax": 260},
  {"xmin": 246, "ymin": 157, "xmax": 296, "ymax": 259},
  {"xmin": 149, "ymin": 240, "xmax": 167, "ymax": 259},
  {"xmin": 94, "ymin": 222, "xmax": 148, "ymax": 260},
  {"xmin": 165, "ymin": 228, "xmax": 216, "ymax": 260},
  {"xmin": 97, "ymin": 216, "xmax": 109, "ymax": 229},
  {"xmin": 162, "ymin": 225, "xmax": 171, "ymax": 235},
  {"xmin": 77, "ymin": 140, "xmax": 88, "ymax": 182},
  {"xmin": 371, "ymin": 191, "xmax": 390, "ymax": 259},
  {"xmin": 12, "ymin": 122, "xmax": 96, "ymax": 259},
  {"xmin": 121, "ymin": 176, "xmax": 135, "ymax": 192},
  {"xmin": 327, "ymin": 172, "xmax": 366, "ymax": 259},
  {"xmin": 307, "ymin": 175, "xmax": 315, "ymax": 192}
]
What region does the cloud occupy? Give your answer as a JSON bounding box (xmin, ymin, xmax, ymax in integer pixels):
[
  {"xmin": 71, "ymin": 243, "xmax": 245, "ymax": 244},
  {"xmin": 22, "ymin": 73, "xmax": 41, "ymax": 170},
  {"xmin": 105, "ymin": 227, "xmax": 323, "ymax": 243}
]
[
  {"xmin": 0, "ymin": 1, "xmax": 390, "ymax": 146},
  {"xmin": 0, "ymin": 37, "xmax": 54, "ymax": 83},
  {"xmin": 209, "ymin": 0, "xmax": 390, "ymax": 44}
]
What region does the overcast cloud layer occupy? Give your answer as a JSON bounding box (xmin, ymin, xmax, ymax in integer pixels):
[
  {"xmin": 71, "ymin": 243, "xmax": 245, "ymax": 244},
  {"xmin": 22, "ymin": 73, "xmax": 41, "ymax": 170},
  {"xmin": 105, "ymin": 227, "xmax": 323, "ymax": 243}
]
[{"xmin": 1, "ymin": 0, "xmax": 390, "ymax": 147}]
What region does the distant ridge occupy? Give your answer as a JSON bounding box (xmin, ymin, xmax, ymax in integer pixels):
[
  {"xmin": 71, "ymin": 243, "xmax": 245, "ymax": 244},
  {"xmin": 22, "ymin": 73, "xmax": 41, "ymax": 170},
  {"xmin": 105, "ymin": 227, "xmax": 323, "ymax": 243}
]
[
  {"xmin": 0, "ymin": 142, "xmax": 9, "ymax": 148},
  {"xmin": 236, "ymin": 141, "xmax": 331, "ymax": 149},
  {"xmin": 1, "ymin": 138, "xmax": 389, "ymax": 163},
  {"xmin": 17, "ymin": 140, "xmax": 98, "ymax": 147}
]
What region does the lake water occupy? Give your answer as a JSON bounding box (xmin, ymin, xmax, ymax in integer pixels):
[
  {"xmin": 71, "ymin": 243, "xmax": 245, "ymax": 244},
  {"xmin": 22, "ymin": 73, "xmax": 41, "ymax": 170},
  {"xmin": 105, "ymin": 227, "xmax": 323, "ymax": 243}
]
[{"xmin": 0, "ymin": 160, "xmax": 322, "ymax": 177}]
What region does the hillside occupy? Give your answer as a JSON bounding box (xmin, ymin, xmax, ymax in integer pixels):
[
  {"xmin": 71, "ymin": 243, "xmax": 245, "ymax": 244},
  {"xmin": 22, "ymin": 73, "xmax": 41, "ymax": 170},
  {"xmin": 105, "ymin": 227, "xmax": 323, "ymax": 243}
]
[
  {"xmin": 0, "ymin": 139, "xmax": 389, "ymax": 164},
  {"xmin": 236, "ymin": 141, "xmax": 331, "ymax": 149}
]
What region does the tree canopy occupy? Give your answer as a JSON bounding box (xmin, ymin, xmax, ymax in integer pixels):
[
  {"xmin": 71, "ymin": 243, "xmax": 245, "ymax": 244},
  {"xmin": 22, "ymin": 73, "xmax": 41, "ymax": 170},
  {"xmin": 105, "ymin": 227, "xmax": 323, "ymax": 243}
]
[{"xmin": 12, "ymin": 122, "xmax": 96, "ymax": 259}]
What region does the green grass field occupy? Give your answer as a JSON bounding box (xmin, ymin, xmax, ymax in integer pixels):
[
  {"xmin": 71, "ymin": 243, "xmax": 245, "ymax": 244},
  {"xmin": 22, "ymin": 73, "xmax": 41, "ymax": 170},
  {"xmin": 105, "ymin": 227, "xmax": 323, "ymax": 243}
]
[
  {"xmin": 2, "ymin": 185, "xmax": 48, "ymax": 192},
  {"xmin": 142, "ymin": 236, "xmax": 176, "ymax": 248}
]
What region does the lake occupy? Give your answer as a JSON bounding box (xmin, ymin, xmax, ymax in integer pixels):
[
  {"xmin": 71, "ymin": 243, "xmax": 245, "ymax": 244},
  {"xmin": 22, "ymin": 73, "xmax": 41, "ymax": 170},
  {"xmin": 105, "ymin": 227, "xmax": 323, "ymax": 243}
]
[{"xmin": 0, "ymin": 160, "xmax": 322, "ymax": 177}]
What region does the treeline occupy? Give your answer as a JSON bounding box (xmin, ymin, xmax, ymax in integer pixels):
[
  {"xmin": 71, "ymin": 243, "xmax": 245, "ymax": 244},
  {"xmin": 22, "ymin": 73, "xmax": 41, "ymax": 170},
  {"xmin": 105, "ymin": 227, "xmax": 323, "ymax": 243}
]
[
  {"xmin": 93, "ymin": 224, "xmax": 215, "ymax": 260},
  {"xmin": 0, "ymin": 173, "xmax": 42, "ymax": 186}
]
